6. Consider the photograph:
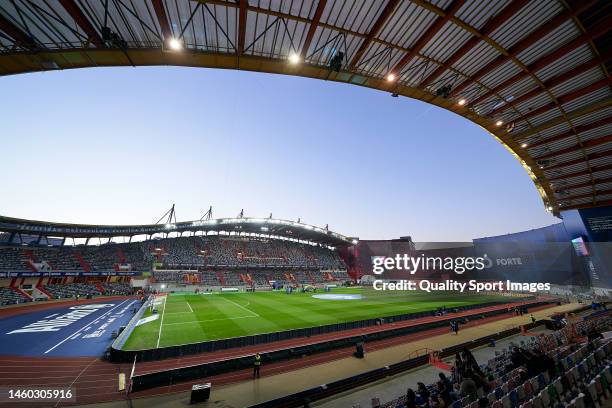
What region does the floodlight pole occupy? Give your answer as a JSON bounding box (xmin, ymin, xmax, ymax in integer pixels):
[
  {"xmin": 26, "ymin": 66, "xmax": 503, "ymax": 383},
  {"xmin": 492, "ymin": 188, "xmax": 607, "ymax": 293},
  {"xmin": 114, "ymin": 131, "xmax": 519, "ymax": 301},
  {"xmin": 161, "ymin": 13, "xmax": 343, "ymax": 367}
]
[
  {"xmin": 154, "ymin": 204, "xmax": 177, "ymax": 225},
  {"xmin": 200, "ymin": 206, "xmax": 213, "ymax": 221}
]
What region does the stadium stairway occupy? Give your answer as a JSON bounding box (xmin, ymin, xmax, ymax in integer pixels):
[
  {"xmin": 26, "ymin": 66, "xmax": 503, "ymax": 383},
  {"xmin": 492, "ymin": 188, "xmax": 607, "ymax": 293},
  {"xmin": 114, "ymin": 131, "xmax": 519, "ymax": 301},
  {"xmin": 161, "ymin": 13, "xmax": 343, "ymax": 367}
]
[
  {"xmin": 117, "ymin": 247, "xmax": 127, "ymax": 264},
  {"xmin": 11, "ymin": 286, "xmax": 32, "ymax": 301},
  {"xmin": 306, "ymin": 270, "xmax": 316, "ymax": 284},
  {"xmin": 72, "ymin": 250, "xmax": 91, "ymax": 272},
  {"xmin": 35, "ymin": 283, "xmax": 53, "ymax": 299},
  {"xmin": 216, "ymin": 271, "xmax": 225, "ymax": 286}
]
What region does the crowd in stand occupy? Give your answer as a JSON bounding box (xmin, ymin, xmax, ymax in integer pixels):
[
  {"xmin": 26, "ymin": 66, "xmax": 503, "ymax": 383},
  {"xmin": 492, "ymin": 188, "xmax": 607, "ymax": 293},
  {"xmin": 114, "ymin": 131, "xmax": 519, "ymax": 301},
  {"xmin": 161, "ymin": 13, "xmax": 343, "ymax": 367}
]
[
  {"xmin": 43, "ymin": 283, "xmax": 103, "ymax": 299},
  {"xmin": 0, "ymin": 287, "xmax": 31, "ymax": 306},
  {"xmin": 151, "ymin": 268, "xmax": 351, "ymax": 286},
  {"xmin": 100, "ymin": 282, "xmax": 133, "ymax": 295},
  {"xmin": 377, "ymin": 315, "xmax": 611, "ymax": 408},
  {"xmin": 0, "ymin": 236, "xmax": 346, "ymax": 272},
  {"xmin": 0, "ymin": 282, "xmax": 134, "ymax": 305},
  {"xmin": 146, "ymin": 236, "xmax": 346, "ymax": 270}
]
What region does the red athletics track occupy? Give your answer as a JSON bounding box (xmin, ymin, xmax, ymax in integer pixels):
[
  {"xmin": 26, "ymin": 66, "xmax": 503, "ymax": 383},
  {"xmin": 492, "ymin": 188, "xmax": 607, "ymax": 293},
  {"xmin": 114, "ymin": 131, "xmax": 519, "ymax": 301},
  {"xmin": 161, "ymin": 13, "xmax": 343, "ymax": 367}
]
[{"xmin": 0, "ymin": 298, "xmax": 558, "ymax": 407}]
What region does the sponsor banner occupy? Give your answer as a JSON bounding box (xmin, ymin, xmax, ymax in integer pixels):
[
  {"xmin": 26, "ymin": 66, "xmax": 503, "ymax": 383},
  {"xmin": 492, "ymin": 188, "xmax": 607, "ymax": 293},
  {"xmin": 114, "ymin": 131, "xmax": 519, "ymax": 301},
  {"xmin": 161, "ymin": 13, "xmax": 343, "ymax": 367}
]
[{"xmin": 0, "ymin": 271, "xmax": 143, "ymax": 278}]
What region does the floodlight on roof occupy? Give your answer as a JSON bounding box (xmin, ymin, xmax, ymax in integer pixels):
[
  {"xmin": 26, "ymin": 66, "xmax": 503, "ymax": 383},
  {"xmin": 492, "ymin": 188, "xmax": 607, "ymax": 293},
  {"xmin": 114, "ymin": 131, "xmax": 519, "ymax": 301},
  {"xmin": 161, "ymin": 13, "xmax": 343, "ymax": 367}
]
[
  {"xmin": 495, "ymin": 120, "xmax": 504, "ymax": 127},
  {"xmin": 288, "ymin": 53, "xmax": 301, "ymax": 64},
  {"xmin": 386, "ymin": 73, "xmax": 396, "ymax": 82},
  {"xmin": 168, "ymin": 38, "xmax": 182, "ymax": 51},
  {"xmin": 458, "ymin": 98, "xmax": 467, "ymax": 106},
  {"xmin": 521, "ymin": 143, "xmax": 528, "ymax": 148}
]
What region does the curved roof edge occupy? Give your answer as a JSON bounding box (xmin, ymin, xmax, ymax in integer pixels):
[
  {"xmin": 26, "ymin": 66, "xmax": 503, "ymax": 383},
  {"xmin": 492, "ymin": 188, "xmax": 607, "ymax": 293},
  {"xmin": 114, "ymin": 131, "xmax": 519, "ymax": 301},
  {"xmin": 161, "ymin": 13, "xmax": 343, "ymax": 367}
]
[
  {"xmin": 0, "ymin": 48, "xmax": 560, "ymax": 216},
  {"xmin": 0, "ymin": 51, "xmax": 559, "ymax": 215},
  {"xmin": 0, "ymin": 214, "xmax": 356, "ymax": 247}
]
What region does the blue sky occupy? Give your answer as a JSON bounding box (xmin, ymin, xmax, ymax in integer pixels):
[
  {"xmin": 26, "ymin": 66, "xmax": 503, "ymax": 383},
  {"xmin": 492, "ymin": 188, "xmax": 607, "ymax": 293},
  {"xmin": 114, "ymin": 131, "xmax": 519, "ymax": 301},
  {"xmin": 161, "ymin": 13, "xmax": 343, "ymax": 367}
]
[{"xmin": 1, "ymin": 66, "xmax": 558, "ymax": 241}]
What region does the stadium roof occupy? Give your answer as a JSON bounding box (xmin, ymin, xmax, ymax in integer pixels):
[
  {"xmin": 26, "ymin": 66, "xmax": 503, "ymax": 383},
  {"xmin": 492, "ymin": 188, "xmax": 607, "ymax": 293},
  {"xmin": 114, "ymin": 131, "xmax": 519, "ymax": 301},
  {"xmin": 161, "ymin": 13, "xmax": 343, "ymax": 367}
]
[
  {"xmin": 0, "ymin": 0, "xmax": 610, "ymax": 216},
  {"xmin": 0, "ymin": 215, "xmax": 355, "ymax": 246}
]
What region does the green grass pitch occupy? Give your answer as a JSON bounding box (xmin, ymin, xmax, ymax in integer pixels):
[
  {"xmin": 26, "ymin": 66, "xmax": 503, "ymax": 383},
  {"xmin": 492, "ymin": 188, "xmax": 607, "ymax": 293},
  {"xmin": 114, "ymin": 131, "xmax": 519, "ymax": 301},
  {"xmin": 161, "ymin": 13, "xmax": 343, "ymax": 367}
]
[{"xmin": 122, "ymin": 288, "xmax": 507, "ymax": 350}]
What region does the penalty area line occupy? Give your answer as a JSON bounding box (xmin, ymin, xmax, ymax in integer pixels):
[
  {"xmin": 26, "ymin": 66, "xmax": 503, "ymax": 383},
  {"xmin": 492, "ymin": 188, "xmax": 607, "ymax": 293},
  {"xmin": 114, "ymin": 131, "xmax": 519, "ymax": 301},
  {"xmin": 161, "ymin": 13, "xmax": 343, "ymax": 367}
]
[
  {"xmin": 186, "ymin": 300, "xmax": 194, "ymax": 313},
  {"xmin": 221, "ymin": 296, "xmax": 259, "ymax": 317}
]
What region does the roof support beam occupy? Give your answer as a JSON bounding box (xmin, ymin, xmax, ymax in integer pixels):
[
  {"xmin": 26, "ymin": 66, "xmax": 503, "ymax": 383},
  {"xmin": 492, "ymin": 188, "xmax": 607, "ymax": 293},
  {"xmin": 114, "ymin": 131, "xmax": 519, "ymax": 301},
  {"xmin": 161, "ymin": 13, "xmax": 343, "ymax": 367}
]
[
  {"xmin": 152, "ymin": 0, "xmax": 173, "ymax": 40},
  {"xmin": 419, "ymin": 0, "xmax": 529, "ymax": 88},
  {"xmin": 0, "ymin": 13, "xmax": 37, "ymax": 49},
  {"xmin": 544, "ymin": 149, "xmax": 612, "ymax": 170},
  {"xmin": 528, "ymin": 116, "xmax": 612, "ymax": 149},
  {"xmin": 555, "ymin": 176, "xmax": 612, "ymax": 191},
  {"xmin": 389, "ymin": 0, "xmax": 465, "ymax": 76},
  {"xmin": 237, "ymin": 0, "xmax": 248, "ymax": 54},
  {"xmin": 519, "ymin": 78, "xmax": 610, "ymax": 122},
  {"xmin": 535, "ymin": 135, "xmax": 612, "ymax": 161},
  {"xmin": 452, "ymin": 0, "xmax": 598, "ymax": 97},
  {"xmin": 470, "ymin": 16, "xmax": 611, "ymax": 104},
  {"xmin": 562, "ymin": 198, "xmax": 612, "ymax": 210},
  {"xmin": 489, "ymin": 56, "xmax": 610, "ymax": 116},
  {"xmin": 513, "ymin": 98, "xmax": 612, "ymax": 140},
  {"xmin": 550, "ymin": 163, "xmax": 612, "ymax": 181},
  {"xmin": 299, "ymin": 0, "xmax": 326, "ymax": 59},
  {"xmin": 558, "ymin": 188, "xmax": 612, "ymax": 202},
  {"xmin": 59, "ymin": 0, "xmax": 104, "ymax": 48},
  {"xmin": 348, "ymin": 0, "xmax": 400, "ymax": 70}
]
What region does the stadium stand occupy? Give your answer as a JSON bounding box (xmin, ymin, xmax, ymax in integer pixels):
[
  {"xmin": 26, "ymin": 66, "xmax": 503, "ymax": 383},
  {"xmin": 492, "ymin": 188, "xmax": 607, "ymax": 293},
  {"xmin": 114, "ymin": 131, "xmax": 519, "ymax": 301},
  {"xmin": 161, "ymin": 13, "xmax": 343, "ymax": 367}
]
[
  {"xmin": 0, "ymin": 287, "xmax": 31, "ymax": 305},
  {"xmin": 100, "ymin": 282, "xmax": 133, "ymax": 295},
  {"xmin": 376, "ymin": 316, "xmax": 612, "ymax": 408},
  {"xmin": 43, "ymin": 283, "xmax": 102, "ymax": 299},
  {"xmin": 145, "ymin": 236, "xmax": 346, "ymax": 270},
  {"xmin": 0, "ymin": 236, "xmax": 346, "ymax": 274}
]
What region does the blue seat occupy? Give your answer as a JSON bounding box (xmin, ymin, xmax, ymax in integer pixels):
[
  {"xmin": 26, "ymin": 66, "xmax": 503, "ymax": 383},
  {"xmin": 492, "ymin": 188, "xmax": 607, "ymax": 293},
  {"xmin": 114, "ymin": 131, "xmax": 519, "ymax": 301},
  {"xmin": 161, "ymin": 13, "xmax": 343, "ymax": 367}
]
[
  {"xmin": 537, "ymin": 373, "xmax": 546, "ymax": 390},
  {"xmin": 508, "ymin": 389, "xmax": 519, "ymax": 407}
]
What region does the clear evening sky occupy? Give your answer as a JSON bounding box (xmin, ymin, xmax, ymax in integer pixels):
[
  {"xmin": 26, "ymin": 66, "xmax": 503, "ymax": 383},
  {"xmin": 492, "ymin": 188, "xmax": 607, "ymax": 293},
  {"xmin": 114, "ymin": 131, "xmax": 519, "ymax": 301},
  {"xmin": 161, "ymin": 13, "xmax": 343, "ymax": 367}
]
[{"xmin": 1, "ymin": 67, "xmax": 558, "ymax": 241}]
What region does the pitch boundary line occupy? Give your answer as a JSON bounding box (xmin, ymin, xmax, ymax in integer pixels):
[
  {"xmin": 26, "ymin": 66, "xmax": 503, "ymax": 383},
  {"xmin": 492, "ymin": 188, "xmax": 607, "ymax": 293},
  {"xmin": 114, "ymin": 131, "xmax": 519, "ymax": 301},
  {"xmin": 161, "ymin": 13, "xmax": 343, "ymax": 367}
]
[
  {"xmin": 221, "ymin": 296, "xmax": 259, "ymax": 317},
  {"xmin": 186, "ymin": 300, "xmax": 194, "ymax": 313},
  {"xmin": 156, "ymin": 295, "xmax": 167, "ymax": 348}
]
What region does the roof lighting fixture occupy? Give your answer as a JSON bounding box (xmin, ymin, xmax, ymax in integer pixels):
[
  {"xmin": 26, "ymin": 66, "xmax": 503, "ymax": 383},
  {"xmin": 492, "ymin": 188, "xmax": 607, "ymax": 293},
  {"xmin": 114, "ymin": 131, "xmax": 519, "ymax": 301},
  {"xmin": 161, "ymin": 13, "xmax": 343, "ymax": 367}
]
[
  {"xmin": 386, "ymin": 73, "xmax": 396, "ymax": 82},
  {"xmin": 521, "ymin": 143, "xmax": 528, "ymax": 148},
  {"xmin": 288, "ymin": 53, "xmax": 301, "ymax": 64},
  {"xmin": 168, "ymin": 37, "xmax": 182, "ymax": 51},
  {"xmin": 495, "ymin": 120, "xmax": 504, "ymax": 127},
  {"xmin": 458, "ymin": 98, "xmax": 467, "ymax": 106}
]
